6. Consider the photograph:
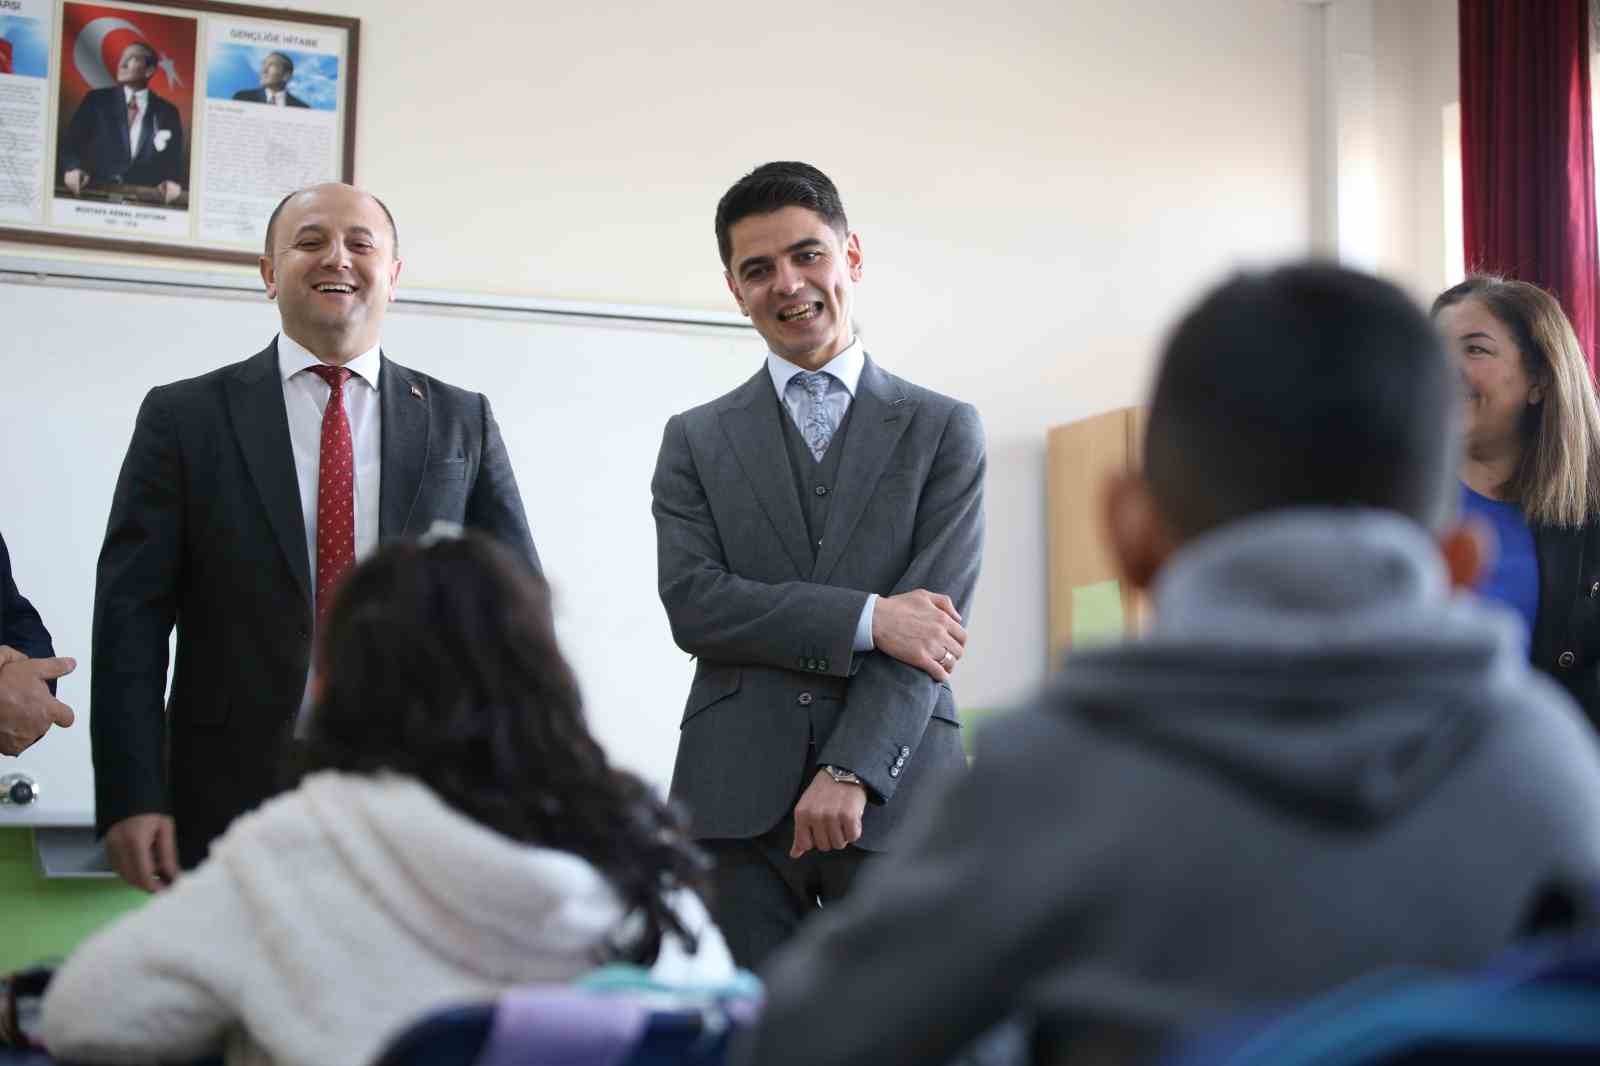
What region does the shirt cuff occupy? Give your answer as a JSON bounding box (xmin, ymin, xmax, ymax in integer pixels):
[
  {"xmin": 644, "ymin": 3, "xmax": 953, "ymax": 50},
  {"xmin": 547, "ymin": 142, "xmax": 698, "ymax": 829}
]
[{"xmin": 852, "ymin": 593, "xmax": 878, "ymax": 653}]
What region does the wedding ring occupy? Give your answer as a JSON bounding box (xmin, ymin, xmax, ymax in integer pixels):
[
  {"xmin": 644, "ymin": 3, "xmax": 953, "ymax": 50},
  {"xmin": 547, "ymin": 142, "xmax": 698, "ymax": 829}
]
[{"xmin": 941, "ymin": 650, "xmax": 956, "ymax": 669}]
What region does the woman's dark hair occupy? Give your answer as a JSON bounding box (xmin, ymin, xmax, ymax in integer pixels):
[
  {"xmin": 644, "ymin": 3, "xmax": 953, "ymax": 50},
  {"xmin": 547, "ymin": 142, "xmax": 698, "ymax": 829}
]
[{"xmin": 301, "ymin": 532, "xmax": 709, "ymax": 963}]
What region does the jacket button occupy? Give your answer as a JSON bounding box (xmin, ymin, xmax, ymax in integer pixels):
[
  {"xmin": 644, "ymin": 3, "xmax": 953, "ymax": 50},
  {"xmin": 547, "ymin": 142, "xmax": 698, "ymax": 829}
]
[
  {"xmin": 1591, "ymin": 581, "xmax": 1600, "ymax": 599},
  {"xmin": 899, "ymin": 745, "xmax": 910, "ymax": 756},
  {"xmin": 797, "ymin": 692, "xmax": 814, "ymax": 706},
  {"xmin": 889, "ymin": 767, "xmax": 900, "ymax": 778},
  {"xmin": 894, "ymin": 756, "xmax": 905, "ymax": 767},
  {"xmin": 806, "ymin": 658, "xmax": 818, "ymax": 670},
  {"xmin": 815, "ymin": 485, "xmax": 828, "ymax": 496},
  {"xmin": 1559, "ymin": 650, "xmax": 1578, "ymax": 669},
  {"xmin": 818, "ymin": 658, "xmax": 829, "ymax": 671}
]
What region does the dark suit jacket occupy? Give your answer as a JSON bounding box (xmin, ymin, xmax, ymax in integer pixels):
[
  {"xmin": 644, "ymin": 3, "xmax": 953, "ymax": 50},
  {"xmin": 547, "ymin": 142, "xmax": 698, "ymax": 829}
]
[
  {"xmin": 91, "ymin": 341, "xmax": 540, "ymax": 867},
  {"xmin": 232, "ymin": 88, "xmax": 310, "ymax": 108},
  {"xmin": 61, "ymin": 86, "xmax": 185, "ymax": 188},
  {"xmin": 1, "ymin": 531, "xmax": 55, "ymax": 691},
  {"xmin": 1532, "ymin": 521, "xmax": 1600, "ymax": 729},
  {"xmin": 651, "ymin": 356, "xmax": 985, "ymax": 850}
]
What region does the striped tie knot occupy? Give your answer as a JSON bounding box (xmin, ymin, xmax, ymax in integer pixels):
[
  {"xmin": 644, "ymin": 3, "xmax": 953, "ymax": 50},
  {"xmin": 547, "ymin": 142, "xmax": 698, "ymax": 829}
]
[{"xmin": 795, "ymin": 371, "xmax": 831, "ymax": 403}]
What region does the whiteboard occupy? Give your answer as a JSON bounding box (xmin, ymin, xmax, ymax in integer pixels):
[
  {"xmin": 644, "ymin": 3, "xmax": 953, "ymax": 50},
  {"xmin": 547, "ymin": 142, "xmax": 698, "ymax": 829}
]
[{"xmin": 0, "ymin": 261, "xmax": 757, "ymax": 826}]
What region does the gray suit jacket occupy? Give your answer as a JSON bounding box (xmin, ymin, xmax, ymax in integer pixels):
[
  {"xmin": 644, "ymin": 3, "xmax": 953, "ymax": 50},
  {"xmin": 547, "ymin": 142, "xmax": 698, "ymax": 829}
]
[
  {"xmin": 652, "ymin": 355, "xmax": 984, "ymax": 849},
  {"xmin": 92, "ymin": 340, "xmax": 539, "ymax": 867}
]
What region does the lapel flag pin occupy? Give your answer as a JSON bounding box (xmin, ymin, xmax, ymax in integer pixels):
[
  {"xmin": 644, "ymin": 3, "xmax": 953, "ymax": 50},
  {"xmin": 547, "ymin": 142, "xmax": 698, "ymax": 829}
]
[{"xmin": 410, "ymin": 385, "xmax": 423, "ymax": 401}]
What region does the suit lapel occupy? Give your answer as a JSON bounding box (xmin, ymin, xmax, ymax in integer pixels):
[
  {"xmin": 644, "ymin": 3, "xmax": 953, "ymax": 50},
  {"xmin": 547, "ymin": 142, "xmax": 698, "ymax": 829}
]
[
  {"xmin": 812, "ymin": 356, "xmax": 914, "ymax": 584},
  {"xmin": 718, "ymin": 371, "xmax": 813, "ymax": 578},
  {"xmin": 379, "ymin": 355, "xmax": 429, "ymax": 539},
  {"xmin": 225, "ymin": 342, "xmax": 311, "ymax": 608},
  {"xmin": 103, "ymin": 92, "xmax": 133, "ymax": 168}
]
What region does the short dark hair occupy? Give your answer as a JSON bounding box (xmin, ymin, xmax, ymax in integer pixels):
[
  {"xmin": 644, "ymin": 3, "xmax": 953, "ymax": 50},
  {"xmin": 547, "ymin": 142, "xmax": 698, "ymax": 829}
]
[
  {"xmin": 715, "ymin": 161, "xmax": 848, "ymax": 268},
  {"xmin": 1145, "ymin": 262, "xmax": 1456, "ymax": 538},
  {"xmin": 301, "ymin": 533, "xmax": 709, "ymax": 963},
  {"xmin": 263, "ymin": 50, "xmax": 294, "ymax": 76},
  {"xmin": 262, "ymin": 185, "xmax": 399, "ymax": 257}
]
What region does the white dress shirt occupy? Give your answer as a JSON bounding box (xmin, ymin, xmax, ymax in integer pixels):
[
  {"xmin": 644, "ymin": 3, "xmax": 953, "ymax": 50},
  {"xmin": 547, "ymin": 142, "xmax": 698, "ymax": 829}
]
[
  {"xmin": 124, "ymin": 87, "xmax": 148, "ymax": 156},
  {"xmin": 765, "ymin": 340, "xmax": 877, "ymax": 653},
  {"xmin": 268, "ymin": 89, "xmax": 286, "ymax": 106}
]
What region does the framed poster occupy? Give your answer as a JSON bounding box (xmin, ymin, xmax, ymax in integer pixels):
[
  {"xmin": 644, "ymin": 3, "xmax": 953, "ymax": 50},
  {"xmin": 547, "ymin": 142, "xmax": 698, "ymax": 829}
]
[{"xmin": 0, "ymin": 0, "xmax": 357, "ymax": 263}]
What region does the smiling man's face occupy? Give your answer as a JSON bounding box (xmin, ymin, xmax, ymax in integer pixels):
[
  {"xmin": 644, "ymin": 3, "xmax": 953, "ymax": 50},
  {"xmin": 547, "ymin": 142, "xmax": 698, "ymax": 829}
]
[
  {"xmin": 259, "ymin": 183, "xmax": 402, "ymax": 364},
  {"xmin": 724, "ymin": 205, "xmax": 862, "ymax": 370}
]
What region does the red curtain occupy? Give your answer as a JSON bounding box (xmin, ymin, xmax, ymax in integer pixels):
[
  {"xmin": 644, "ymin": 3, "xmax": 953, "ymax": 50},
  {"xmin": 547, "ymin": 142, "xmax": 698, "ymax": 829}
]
[{"xmin": 1460, "ymin": 0, "xmax": 1600, "ymax": 375}]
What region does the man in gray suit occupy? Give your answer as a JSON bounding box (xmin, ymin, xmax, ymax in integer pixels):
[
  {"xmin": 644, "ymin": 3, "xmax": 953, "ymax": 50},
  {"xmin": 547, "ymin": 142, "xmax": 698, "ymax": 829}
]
[
  {"xmin": 651, "ymin": 161, "xmax": 985, "ymax": 969},
  {"xmin": 93, "ymin": 182, "xmax": 539, "ymax": 890}
]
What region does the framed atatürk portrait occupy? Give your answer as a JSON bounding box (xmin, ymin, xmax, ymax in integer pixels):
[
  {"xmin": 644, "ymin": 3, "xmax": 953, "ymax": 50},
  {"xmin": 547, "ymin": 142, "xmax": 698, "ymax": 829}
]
[{"xmin": 0, "ymin": 0, "xmax": 357, "ymax": 263}]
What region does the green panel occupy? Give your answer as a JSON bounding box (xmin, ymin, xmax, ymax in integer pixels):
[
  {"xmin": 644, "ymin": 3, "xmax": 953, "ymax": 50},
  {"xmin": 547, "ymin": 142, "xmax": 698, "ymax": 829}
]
[
  {"xmin": 0, "ymin": 828, "xmax": 147, "ymax": 972},
  {"xmin": 1071, "ymin": 580, "xmax": 1124, "ymax": 647}
]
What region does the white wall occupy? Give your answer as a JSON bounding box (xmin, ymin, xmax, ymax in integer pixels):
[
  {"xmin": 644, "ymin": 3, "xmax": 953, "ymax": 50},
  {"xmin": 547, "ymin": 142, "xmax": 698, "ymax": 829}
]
[
  {"xmin": 1371, "ymin": 0, "xmax": 1461, "ymax": 301},
  {"xmin": 3, "ymin": 1, "xmax": 1322, "ymax": 747}
]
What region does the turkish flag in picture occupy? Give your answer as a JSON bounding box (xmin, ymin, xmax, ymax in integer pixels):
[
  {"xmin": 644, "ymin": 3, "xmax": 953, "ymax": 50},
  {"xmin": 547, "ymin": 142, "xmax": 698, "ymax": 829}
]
[
  {"xmin": 58, "ymin": 2, "xmax": 197, "ymax": 130},
  {"xmin": 0, "ymin": 39, "xmax": 13, "ymax": 75}
]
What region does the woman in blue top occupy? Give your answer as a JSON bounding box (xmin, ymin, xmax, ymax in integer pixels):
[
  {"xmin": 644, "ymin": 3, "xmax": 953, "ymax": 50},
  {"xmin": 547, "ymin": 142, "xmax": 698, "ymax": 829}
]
[{"xmin": 1434, "ymin": 277, "xmax": 1600, "ymax": 727}]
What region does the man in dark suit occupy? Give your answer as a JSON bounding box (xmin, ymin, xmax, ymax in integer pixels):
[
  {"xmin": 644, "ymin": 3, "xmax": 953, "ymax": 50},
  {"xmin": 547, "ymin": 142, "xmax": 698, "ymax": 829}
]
[
  {"xmin": 651, "ymin": 162, "xmax": 985, "ymax": 969},
  {"xmin": 232, "ymin": 51, "xmax": 310, "ymax": 108},
  {"xmin": 61, "ymin": 41, "xmax": 185, "ymax": 204},
  {"xmin": 0, "ymin": 530, "xmax": 76, "ymax": 756},
  {"xmin": 92, "ymin": 182, "xmax": 541, "ymax": 891}
]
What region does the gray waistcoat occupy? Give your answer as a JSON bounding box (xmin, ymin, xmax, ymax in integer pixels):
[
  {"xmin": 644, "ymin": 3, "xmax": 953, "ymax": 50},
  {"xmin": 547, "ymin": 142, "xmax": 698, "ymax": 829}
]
[
  {"xmin": 777, "ymin": 392, "xmax": 856, "ymax": 563},
  {"xmin": 776, "ymin": 390, "xmax": 857, "ymax": 755}
]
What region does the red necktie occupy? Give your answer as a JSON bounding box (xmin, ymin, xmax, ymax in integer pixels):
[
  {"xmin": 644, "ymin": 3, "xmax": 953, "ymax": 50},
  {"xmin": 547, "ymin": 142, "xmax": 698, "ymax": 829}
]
[
  {"xmin": 126, "ymin": 96, "xmax": 139, "ymax": 152},
  {"xmin": 307, "ymin": 365, "xmax": 355, "ymax": 619}
]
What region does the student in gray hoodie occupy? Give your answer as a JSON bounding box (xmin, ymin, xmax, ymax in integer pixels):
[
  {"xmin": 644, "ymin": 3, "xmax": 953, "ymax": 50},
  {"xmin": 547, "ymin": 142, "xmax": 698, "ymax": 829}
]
[{"xmin": 736, "ymin": 263, "xmax": 1600, "ymax": 1066}]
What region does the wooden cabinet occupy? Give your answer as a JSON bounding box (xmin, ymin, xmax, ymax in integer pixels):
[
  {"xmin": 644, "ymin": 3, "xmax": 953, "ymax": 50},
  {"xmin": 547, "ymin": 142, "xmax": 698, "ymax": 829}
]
[{"xmin": 1045, "ymin": 407, "xmax": 1146, "ymax": 665}]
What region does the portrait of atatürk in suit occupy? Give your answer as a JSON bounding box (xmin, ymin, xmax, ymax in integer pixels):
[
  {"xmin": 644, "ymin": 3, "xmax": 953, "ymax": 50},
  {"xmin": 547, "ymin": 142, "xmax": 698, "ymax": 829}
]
[
  {"xmin": 232, "ymin": 51, "xmax": 310, "ymax": 107},
  {"xmin": 55, "ymin": 9, "xmax": 196, "ymax": 209}
]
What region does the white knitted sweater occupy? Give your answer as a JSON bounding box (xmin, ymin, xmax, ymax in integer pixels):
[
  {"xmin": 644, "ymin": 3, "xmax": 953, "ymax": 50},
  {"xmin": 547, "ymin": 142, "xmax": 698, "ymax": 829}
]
[{"xmin": 40, "ymin": 771, "xmax": 735, "ymax": 1066}]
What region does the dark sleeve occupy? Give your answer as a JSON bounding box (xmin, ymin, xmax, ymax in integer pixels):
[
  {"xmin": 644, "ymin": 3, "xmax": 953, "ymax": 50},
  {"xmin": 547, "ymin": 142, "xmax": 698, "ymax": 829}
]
[
  {"xmin": 0, "ymin": 531, "xmax": 57, "ymax": 693},
  {"xmin": 230, "ymin": 90, "xmax": 251, "ymax": 101},
  {"xmin": 91, "ymin": 388, "xmax": 184, "ymax": 834},
  {"xmin": 60, "ymin": 96, "xmax": 95, "ymax": 174},
  {"xmin": 816, "ymin": 402, "xmax": 986, "ymax": 800},
  {"xmin": 464, "ymin": 393, "xmax": 541, "ymax": 576}
]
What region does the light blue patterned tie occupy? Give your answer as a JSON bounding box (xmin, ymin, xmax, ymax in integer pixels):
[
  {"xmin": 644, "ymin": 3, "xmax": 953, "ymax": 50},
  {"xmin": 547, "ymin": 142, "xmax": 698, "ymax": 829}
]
[{"xmin": 792, "ymin": 371, "xmax": 835, "ymax": 460}]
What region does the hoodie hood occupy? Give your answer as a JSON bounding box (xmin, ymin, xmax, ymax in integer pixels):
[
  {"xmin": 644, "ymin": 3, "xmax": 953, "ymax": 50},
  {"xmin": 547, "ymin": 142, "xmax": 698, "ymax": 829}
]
[
  {"xmin": 218, "ymin": 771, "xmax": 633, "ymax": 981},
  {"xmin": 1057, "ymin": 509, "xmax": 1526, "ymax": 825}
]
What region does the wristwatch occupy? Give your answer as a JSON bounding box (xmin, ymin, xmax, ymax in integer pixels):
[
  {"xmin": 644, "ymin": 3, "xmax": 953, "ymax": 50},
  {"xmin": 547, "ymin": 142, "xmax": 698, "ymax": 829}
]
[{"xmin": 821, "ymin": 764, "xmax": 862, "ymax": 785}]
